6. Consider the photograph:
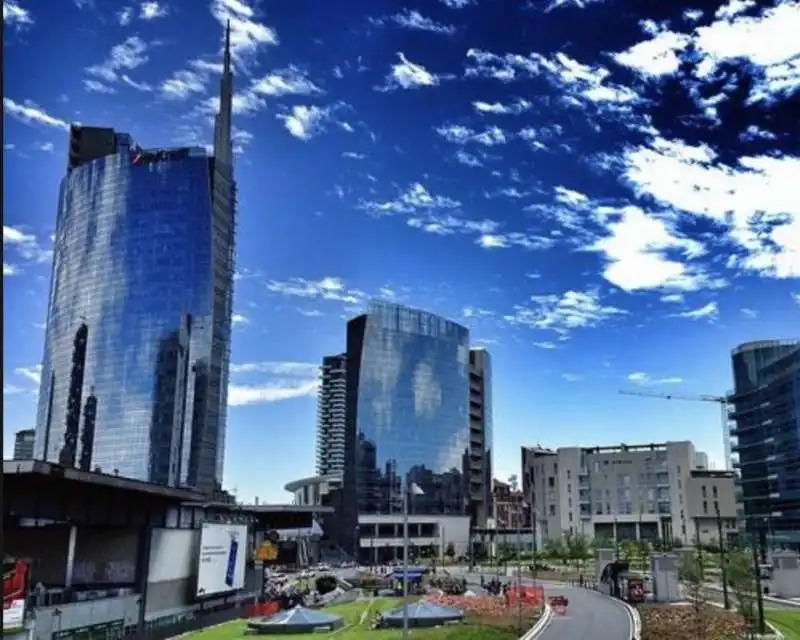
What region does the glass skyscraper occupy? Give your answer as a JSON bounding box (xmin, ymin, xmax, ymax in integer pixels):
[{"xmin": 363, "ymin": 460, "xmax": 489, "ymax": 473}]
[
  {"xmin": 343, "ymin": 301, "xmax": 472, "ymax": 518},
  {"xmin": 729, "ymin": 339, "xmax": 800, "ymax": 544},
  {"xmin": 33, "ymin": 25, "xmax": 236, "ymax": 493}
]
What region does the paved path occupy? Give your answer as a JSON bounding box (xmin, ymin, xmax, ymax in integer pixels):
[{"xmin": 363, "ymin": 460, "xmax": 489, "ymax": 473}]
[{"xmin": 535, "ymin": 584, "xmax": 632, "ymax": 640}]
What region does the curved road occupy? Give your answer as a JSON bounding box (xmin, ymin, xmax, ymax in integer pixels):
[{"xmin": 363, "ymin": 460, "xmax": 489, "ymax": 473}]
[
  {"xmin": 535, "ymin": 583, "xmax": 632, "ymax": 640},
  {"xmin": 447, "ymin": 568, "xmax": 632, "ymax": 640}
]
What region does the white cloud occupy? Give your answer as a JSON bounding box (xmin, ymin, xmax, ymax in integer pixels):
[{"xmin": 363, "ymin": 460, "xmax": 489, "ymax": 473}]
[
  {"xmin": 792, "ymin": 292, "xmax": 800, "ymax": 305},
  {"xmin": 624, "ymin": 138, "xmax": 800, "ymax": 279},
  {"xmin": 4, "ymin": 0, "xmax": 33, "ymax": 28},
  {"xmin": 473, "ymin": 99, "xmax": 532, "ymax": 115},
  {"xmin": 587, "ymin": 206, "xmax": 723, "ymax": 292},
  {"xmin": 436, "ymin": 124, "xmax": 508, "ymax": 146},
  {"xmin": 84, "ymin": 79, "xmax": 117, "ymax": 94},
  {"xmin": 117, "ymin": 6, "xmax": 133, "ymax": 24},
  {"xmin": 232, "ymin": 313, "xmax": 249, "ymax": 325},
  {"xmin": 3, "ymin": 98, "xmax": 69, "ymax": 131},
  {"xmin": 391, "ymin": 10, "xmax": 455, "ymax": 34},
  {"xmin": 266, "ymin": 276, "xmax": 366, "ymax": 305},
  {"xmin": 740, "ymin": 308, "xmax": 758, "ymax": 318},
  {"xmin": 279, "ymin": 105, "xmax": 333, "ymax": 141},
  {"xmin": 210, "ymin": 0, "xmax": 278, "ymax": 72},
  {"xmin": 227, "ymin": 360, "xmax": 319, "ymax": 406},
  {"xmin": 3, "ymin": 225, "xmax": 52, "ymax": 264},
  {"xmin": 505, "ymin": 290, "xmax": 627, "ymax": 336},
  {"xmin": 139, "ymin": 1, "xmax": 167, "ymax": 19},
  {"xmin": 439, "ymin": 0, "xmax": 475, "ymax": 7},
  {"xmin": 4, "ymin": 263, "xmax": 18, "ymax": 277},
  {"xmin": 676, "ymin": 301, "xmax": 719, "ymax": 321},
  {"xmin": 380, "ymin": 53, "xmax": 442, "ymax": 91},
  {"xmin": 627, "ymin": 372, "xmax": 683, "ymax": 386},
  {"xmin": 533, "ymin": 341, "xmax": 558, "ymax": 349},
  {"xmin": 561, "ymin": 373, "xmax": 584, "ymax": 382},
  {"xmin": 86, "ymin": 36, "xmax": 149, "ymax": 84},
  {"xmin": 161, "ymin": 70, "xmax": 208, "ymax": 100},
  {"xmin": 15, "ymin": 365, "xmax": 42, "ymax": 386}
]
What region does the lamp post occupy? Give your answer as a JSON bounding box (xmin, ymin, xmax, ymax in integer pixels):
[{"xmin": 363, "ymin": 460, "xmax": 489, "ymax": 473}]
[
  {"xmin": 403, "ymin": 480, "xmax": 424, "ymax": 640},
  {"xmin": 509, "ymin": 475, "xmax": 523, "ymax": 634}
]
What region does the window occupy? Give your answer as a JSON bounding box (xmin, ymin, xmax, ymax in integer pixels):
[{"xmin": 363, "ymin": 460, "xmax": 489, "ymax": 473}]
[
  {"xmin": 548, "ymin": 504, "xmax": 556, "ymax": 516},
  {"xmin": 702, "ymin": 485, "xmax": 707, "ymax": 498},
  {"xmin": 713, "ymin": 486, "xmax": 718, "ymax": 498},
  {"xmin": 703, "ymin": 501, "xmax": 708, "ymax": 514},
  {"xmin": 548, "ymin": 476, "xmax": 555, "ymax": 488},
  {"xmin": 567, "ymin": 469, "xmax": 571, "ymax": 479}
]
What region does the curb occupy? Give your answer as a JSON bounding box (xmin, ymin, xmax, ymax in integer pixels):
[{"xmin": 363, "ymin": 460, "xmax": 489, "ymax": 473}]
[
  {"xmin": 591, "ymin": 590, "xmax": 641, "ymax": 640},
  {"xmin": 519, "ymin": 601, "xmax": 553, "ymax": 640}
]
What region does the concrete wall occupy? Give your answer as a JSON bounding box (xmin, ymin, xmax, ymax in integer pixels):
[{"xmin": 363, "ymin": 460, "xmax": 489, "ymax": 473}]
[{"xmin": 31, "ymin": 595, "xmax": 140, "ymax": 640}]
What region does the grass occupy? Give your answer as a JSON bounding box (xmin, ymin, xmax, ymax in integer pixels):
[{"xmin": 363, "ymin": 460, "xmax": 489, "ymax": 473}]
[
  {"xmin": 766, "ymin": 610, "xmax": 800, "ymax": 640},
  {"xmin": 184, "ymin": 596, "xmax": 538, "ymax": 640}
]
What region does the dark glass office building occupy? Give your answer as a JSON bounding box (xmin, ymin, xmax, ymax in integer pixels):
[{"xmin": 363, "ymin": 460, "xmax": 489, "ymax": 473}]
[
  {"xmin": 342, "ymin": 301, "xmax": 471, "ymax": 524},
  {"xmin": 33, "ymin": 26, "xmax": 237, "ymax": 493},
  {"xmin": 729, "ymin": 340, "xmax": 800, "ymax": 544}
]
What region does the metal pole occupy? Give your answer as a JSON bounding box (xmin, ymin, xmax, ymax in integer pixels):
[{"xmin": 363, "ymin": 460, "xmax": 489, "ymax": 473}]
[
  {"xmin": 516, "ymin": 496, "xmax": 523, "ymax": 633},
  {"xmin": 402, "ymin": 481, "xmax": 409, "ymax": 640},
  {"xmin": 714, "ymin": 503, "xmax": 730, "ymax": 610}
]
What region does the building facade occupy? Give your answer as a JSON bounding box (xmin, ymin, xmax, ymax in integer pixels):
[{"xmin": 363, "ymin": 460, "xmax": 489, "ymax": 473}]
[
  {"xmin": 13, "ymin": 429, "xmax": 36, "ymax": 460},
  {"xmin": 729, "ymin": 340, "xmax": 800, "ymax": 544},
  {"xmin": 316, "ymin": 354, "xmax": 347, "ymax": 477},
  {"xmin": 521, "ymin": 441, "xmax": 735, "ymax": 544},
  {"xmin": 468, "ymin": 348, "xmax": 493, "ymax": 528},
  {"xmin": 33, "ymin": 27, "xmax": 236, "ymax": 494},
  {"xmin": 492, "ymin": 479, "xmax": 530, "ymax": 529},
  {"xmin": 340, "ymin": 301, "xmax": 472, "ymax": 558}
]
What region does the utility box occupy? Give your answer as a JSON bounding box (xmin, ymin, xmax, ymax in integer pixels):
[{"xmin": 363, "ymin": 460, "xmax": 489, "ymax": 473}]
[
  {"xmin": 651, "ymin": 553, "xmax": 680, "ymax": 603},
  {"xmin": 771, "ymin": 551, "xmax": 800, "ymax": 599}
]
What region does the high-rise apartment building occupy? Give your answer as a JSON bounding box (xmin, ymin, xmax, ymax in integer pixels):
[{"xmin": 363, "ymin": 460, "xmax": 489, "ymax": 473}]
[
  {"xmin": 521, "ymin": 441, "xmax": 737, "ymax": 545},
  {"xmin": 316, "ymin": 353, "xmax": 347, "ymax": 477},
  {"xmin": 729, "ymin": 340, "xmax": 800, "ymax": 544},
  {"xmin": 13, "ymin": 429, "xmax": 36, "ymax": 460},
  {"xmin": 33, "ymin": 25, "xmax": 237, "ymax": 493},
  {"xmin": 468, "ymin": 347, "xmax": 492, "ymax": 527}
]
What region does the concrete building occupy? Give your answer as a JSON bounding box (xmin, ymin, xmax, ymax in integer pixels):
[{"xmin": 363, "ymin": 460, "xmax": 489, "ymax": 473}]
[
  {"xmin": 521, "ymin": 441, "xmax": 736, "ymax": 544},
  {"xmin": 13, "ymin": 429, "xmax": 35, "ymax": 460},
  {"xmin": 492, "ymin": 479, "xmax": 530, "ymax": 529},
  {"xmin": 315, "ymin": 354, "xmax": 347, "ymax": 477},
  {"xmin": 729, "ymin": 340, "xmax": 800, "ymax": 544},
  {"xmin": 467, "ymin": 347, "xmax": 493, "ymax": 528},
  {"xmin": 686, "ymin": 470, "xmax": 739, "ymax": 545}
]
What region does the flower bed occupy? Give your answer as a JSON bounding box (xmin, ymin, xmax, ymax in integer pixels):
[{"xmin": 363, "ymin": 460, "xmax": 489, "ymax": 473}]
[
  {"xmin": 641, "ymin": 604, "xmax": 747, "ymax": 640},
  {"xmin": 423, "ymin": 594, "xmax": 541, "ymax": 631}
]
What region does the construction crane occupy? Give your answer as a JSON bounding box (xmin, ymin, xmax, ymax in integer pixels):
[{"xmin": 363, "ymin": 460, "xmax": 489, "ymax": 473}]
[{"xmin": 618, "ymin": 389, "xmax": 733, "ymax": 470}]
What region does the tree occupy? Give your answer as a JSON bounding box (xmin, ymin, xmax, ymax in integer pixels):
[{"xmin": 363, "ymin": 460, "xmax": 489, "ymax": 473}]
[
  {"xmin": 679, "ymin": 551, "xmax": 708, "ymax": 639},
  {"xmin": 566, "ymin": 533, "xmax": 593, "ymax": 574},
  {"xmin": 543, "ymin": 536, "xmax": 567, "ymax": 562},
  {"xmin": 445, "ymin": 542, "xmax": 456, "ymax": 560},
  {"xmin": 727, "ymin": 550, "xmax": 758, "ymax": 638}
]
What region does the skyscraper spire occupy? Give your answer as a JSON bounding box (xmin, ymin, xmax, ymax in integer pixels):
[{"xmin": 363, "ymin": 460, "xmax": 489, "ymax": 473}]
[{"xmin": 214, "ymin": 20, "xmax": 233, "ymax": 167}]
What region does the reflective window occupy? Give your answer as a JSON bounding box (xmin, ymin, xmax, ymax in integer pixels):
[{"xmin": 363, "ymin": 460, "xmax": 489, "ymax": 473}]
[
  {"xmin": 352, "ymin": 301, "xmax": 470, "ymax": 516},
  {"xmin": 33, "ymin": 150, "xmax": 235, "ymax": 492}
]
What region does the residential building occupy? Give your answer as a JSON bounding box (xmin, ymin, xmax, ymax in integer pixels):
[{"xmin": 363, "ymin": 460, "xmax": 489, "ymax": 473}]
[
  {"xmin": 521, "ymin": 441, "xmax": 734, "ymax": 544},
  {"xmin": 340, "ymin": 300, "xmax": 474, "ymax": 560},
  {"xmin": 316, "ymin": 354, "xmax": 347, "ymax": 477},
  {"xmin": 492, "ymin": 479, "xmax": 530, "ymax": 529},
  {"xmin": 13, "ymin": 429, "xmax": 35, "ymax": 460},
  {"xmin": 33, "ymin": 25, "xmax": 237, "ymax": 493},
  {"xmin": 686, "ymin": 470, "xmax": 739, "ymax": 545},
  {"xmin": 468, "ymin": 347, "xmax": 493, "ymax": 528},
  {"xmin": 729, "ymin": 340, "xmax": 800, "ymax": 544}
]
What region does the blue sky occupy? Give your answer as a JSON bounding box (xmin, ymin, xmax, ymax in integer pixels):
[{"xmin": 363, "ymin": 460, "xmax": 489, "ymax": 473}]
[{"xmin": 3, "ymin": 0, "xmax": 798, "ymax": 504}]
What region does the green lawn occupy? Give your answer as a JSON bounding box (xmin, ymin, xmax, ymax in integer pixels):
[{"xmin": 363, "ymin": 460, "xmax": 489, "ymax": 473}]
[
  {"xmin": 185, "ymin": 597, "xmax": 529, "ymax": 640},
  {"xmin": 766, "ymin": 610, "xmax": 800, "ymax": 640}
]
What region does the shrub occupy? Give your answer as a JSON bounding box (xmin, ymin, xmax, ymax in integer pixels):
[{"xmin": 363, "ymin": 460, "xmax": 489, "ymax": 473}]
[{"xmin": 315, "ymin": 575, "xmax": 338, "ymax": 595}]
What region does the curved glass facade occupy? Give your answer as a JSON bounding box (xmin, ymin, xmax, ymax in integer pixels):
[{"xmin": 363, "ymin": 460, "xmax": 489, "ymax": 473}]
[
  {"xmin": 730, "ymin": 340, "xmax": 800, "ymax": 542},
  {"xmin": 351, "ymin": 301, "xmax": 470, "ymax": 516},
  {"xmin": 34, "ymin": 143, "xmax": 235, "ymax": 492}
]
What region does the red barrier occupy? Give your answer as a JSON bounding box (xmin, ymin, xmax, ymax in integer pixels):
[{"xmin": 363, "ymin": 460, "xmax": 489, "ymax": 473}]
[
  {"xmin": 245, "ymin": 601, "xmax": 280, "ymax": 618},
  {"xmin": 506, "ymin": 585, "xmax": 544, "ymax": 606}
]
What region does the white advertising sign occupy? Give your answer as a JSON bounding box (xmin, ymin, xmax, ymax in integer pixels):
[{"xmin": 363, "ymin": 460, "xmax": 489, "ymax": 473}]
[
  {"xmin": 196, "ymin": 523, "xmax": 248, "ymax": 597},
  {"xmin": 3, "ymin": 598, "xmax": 26, "ymax": 632}
]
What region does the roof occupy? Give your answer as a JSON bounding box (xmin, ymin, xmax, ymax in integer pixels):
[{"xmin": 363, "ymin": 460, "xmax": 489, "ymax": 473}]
[
  {"xmin": 284, "ymin": 473, "xmax": 343, "ymax": 492},
  {"xmin": 3, "ymin": 460, "xmax": 204, "ymax": 501},
  {"xmin": 181, "ymin": 500, "xmax": 334, "ymax": 515},
  {"xmin": 690, "ymin": 470, "xmax": 735, "ymax": 479}
]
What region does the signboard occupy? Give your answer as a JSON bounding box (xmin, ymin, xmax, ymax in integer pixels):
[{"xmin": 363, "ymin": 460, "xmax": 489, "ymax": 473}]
[
  {"xmin": 196, "ymin": 523, "xmax": 248, "ymax": 597},
  {"xmin": 3, "ymin": 560, "xmax": 29, "ymax": 633},
  {"xmin": 254, "ymin": 541, "xmax": 278, "ymax": 562}
]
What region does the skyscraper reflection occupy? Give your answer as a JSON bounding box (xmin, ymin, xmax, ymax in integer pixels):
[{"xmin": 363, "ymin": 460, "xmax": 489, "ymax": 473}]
[
  {"xmin": 34, "ymin": 24, "xmax": 236, "ymax": 493},
  {"xmin": 344, "ymin": 301, "xmax": 472, "ymax": 518}
]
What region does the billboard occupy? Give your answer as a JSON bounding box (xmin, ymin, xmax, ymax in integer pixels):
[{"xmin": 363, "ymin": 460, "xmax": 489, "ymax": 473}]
[
  {"xmin": 196, "ymin": 523, "xmax": 248, "ymax": 597},
  {"xmin": 3, "ymin": 560, "xmax": 29, "ymax": 632}
]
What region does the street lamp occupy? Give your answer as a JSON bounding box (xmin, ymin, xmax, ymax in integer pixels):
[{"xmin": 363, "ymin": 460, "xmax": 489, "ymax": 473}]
[
  {"xmin": 403, "ymin": 480, "xmax": 424, "ymax": 640},
  {"xmin": 714, "ymin": 502, "xmax": 730, "ymax": 610}
]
